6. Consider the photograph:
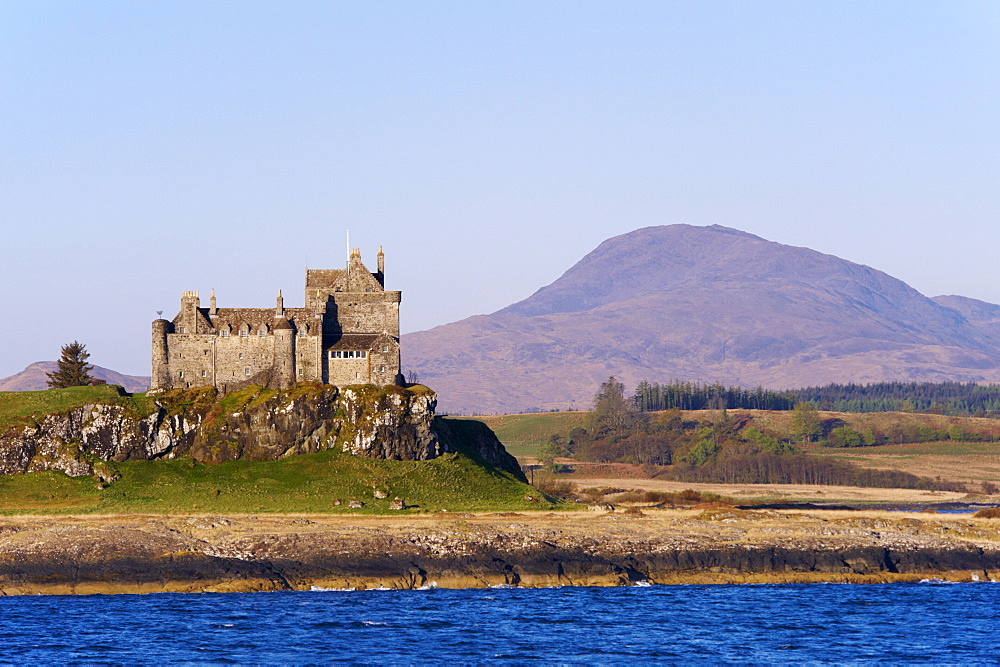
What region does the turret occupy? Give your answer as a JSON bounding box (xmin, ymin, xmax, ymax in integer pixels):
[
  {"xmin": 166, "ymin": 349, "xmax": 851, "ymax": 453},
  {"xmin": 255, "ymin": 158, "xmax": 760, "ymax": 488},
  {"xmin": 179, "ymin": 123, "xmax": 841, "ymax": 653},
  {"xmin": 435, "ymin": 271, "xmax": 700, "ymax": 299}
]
[
  {"xmin": 273, "ymin": 317, "xmax": 295, "ymax": 388},
  {"xmin": 151, "ymin": 319, "xmax": 171, "ymax": 389},
  {"xmin": 179, "ymin": 290, "xmax": 200, "ymax": 332}
]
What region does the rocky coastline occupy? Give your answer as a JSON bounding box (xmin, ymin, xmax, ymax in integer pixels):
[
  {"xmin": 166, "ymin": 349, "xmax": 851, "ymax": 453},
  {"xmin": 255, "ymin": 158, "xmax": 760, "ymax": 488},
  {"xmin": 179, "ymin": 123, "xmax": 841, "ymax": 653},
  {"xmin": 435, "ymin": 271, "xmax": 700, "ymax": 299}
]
[{"xmin": 1, "ymin": 508, "xmax": 999, "ymax": 595}]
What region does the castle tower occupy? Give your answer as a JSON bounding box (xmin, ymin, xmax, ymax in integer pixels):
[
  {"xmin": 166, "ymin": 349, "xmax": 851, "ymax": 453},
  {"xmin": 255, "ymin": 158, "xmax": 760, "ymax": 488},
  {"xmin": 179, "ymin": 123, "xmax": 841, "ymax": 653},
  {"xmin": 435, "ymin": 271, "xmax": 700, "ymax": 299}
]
[
  {"xmin": 151, "ymin": 319, "xmax": 171, "ymax": 389},
  {"xmin": 273, "ymin": 317, "xmax": 295, "ymax": 389}
]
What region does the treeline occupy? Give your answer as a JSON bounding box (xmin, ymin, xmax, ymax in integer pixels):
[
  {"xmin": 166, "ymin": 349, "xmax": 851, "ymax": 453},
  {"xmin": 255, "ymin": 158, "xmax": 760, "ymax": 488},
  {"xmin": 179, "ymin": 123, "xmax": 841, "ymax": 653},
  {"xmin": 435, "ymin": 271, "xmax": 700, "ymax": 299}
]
[
  {"xmin": 634, "ymin": 380, "xmax": 1000, "ymax": 416},
  {"xmin": 537, "ymin": 378, "xmax": 966, "ymax": 491},
  {"xmin": 670, "ymin": 454, "xmax": 957, "ymax": 490}
]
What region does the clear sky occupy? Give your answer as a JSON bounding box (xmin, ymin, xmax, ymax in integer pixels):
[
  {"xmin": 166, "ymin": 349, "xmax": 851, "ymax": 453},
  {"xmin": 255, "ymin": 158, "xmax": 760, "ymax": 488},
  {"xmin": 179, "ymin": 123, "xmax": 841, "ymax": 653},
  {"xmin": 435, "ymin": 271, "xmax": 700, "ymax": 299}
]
[{"xmin": 1, "ymin": 1, "xmax": 998, "ymax": 378}]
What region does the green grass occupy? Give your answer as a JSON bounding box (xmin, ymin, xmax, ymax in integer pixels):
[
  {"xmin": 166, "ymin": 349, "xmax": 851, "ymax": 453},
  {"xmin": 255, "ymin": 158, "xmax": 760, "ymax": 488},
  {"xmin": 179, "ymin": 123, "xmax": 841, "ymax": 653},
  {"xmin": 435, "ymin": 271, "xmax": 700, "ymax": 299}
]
[
  {"xmin": 463, "ymin": 412, "xmax": 590, "ymax": 455},
  {"xmin": 0, "ymin": 448, "xmax": 557, "ymax": 515},
  {"xmin": 0, "ymin": 385, "xmax": 157, "ymax": 432}
]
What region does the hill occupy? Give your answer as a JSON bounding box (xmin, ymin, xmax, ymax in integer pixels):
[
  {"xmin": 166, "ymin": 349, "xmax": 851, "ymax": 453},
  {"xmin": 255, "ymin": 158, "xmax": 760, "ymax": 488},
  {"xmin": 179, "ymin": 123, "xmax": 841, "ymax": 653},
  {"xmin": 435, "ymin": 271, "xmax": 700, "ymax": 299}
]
[
  {"xmin": 0, "ymin": 361, "xmax": 150, "ymax": 393},
  {"xmin": 403, "ymin": 225, "xmax": 1000, "ymax": 414}
]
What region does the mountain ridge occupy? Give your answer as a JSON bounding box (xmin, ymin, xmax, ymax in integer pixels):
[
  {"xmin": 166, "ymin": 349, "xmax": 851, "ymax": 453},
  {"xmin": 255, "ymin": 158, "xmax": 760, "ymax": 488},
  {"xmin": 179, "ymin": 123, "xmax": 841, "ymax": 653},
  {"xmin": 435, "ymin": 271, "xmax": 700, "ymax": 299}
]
[
  {"xmin": 403, "ymin": 224, "xmax": 1000, "ymax": 414},
  {"xmin": 0, "ymin": 362, "xmax": 150, "ymax": 393}
]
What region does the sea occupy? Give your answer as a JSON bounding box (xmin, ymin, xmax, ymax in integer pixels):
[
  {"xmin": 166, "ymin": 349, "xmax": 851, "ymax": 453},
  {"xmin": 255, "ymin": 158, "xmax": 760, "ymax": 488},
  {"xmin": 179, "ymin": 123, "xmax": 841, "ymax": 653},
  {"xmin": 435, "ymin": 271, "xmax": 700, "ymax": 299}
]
[{"xmin": 0, "ymin": 583, "xmax": 997, "ymax": 663}]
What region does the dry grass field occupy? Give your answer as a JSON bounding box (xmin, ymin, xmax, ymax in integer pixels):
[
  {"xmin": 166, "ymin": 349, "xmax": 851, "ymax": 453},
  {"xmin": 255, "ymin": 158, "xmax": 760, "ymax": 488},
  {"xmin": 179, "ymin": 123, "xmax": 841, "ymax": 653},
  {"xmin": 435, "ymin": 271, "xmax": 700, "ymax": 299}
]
[{"xmin": 810, "ymin": 441, "xmax": 1000, "ymax": 489}]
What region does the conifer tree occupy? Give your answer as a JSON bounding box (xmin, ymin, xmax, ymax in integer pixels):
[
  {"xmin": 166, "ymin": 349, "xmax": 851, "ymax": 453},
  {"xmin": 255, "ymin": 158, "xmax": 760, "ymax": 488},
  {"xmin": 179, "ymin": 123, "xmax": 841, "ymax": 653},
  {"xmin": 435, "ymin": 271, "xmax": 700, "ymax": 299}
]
[{"xmin": 46, "ymin": 341, "xmax": 94, "ymax": 388}]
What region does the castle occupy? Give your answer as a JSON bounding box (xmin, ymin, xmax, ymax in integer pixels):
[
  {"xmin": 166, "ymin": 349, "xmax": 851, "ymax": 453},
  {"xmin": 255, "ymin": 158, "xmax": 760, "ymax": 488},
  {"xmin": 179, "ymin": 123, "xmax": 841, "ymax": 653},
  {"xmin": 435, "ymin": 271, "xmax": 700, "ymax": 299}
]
[{"xmin": 151, "ymin": 247, "xmax": 402, "ymax": 392}]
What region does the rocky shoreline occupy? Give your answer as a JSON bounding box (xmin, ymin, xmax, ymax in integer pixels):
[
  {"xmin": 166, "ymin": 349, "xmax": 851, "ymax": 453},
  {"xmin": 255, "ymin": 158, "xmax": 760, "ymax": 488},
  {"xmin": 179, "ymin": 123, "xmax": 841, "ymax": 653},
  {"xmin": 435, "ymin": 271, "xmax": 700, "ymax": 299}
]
[{"xmin": 1, "ymin": 508, "xmax": 999, "ymax": 595}]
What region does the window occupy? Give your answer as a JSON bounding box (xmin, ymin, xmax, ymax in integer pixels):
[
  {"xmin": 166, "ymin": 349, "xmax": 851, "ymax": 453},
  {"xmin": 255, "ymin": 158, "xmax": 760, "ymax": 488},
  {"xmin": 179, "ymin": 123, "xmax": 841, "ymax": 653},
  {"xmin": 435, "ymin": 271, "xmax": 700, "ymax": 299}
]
[
  {"xmin": 239, "ymin": 328, "xmax": 248, "ymax": 338},
  {"xmin": 178, "ymin": 327, "xmax": 186, "ymax": 334},
  {"xmin": 244, "ymin": 368, "xmax": 251, "ymax": 376},
  {"xmin": 359, "ymin": 351, "xmax": 366, "ymax": 358},
  {"xmin": 221, "ymin": 330, "xmax": 229, "ymax": 337},
  {"xmin": 259, "ymin": 329, "xmax": 267, "ymax": 337},
  {"xmin": 204, "ymin": 350, "xmax": 209, "ymax": 355},
  {"xmin": 379, "ymin": 365, "xmax": 385, "ymax": 372},
  {"xmin": 382, "ymin": 346, "xmax": 389, "ymax": 352},
  {"xmin": 201, "ymin": 370, "xmax": 207, "ymax": 378},
  {"xmin": 239, "ymin": 353, "xmax": 244, "ymax": 359},
  {"xmin": 179, "ymin": 371, "xmax": 184, "ymax": 378}
]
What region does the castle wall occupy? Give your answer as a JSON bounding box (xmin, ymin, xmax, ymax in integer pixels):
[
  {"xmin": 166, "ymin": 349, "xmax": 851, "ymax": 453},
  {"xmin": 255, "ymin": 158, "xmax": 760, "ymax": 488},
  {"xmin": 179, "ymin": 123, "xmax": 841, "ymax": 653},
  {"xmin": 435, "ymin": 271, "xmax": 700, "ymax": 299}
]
[
  {"xmin": 155, "ymin": 250, "xmax": 401, "ymax": 393},
  {"xmin": 329, "ymin": 292, "xmax": 401, "ymax": 337}
]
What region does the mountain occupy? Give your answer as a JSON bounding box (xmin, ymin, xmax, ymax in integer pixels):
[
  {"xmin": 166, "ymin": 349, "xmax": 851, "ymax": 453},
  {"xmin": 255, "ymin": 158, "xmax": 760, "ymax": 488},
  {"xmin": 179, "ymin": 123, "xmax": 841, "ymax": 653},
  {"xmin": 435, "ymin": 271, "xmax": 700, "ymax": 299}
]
[
  {"xmin": 402, "ymin": 225, "xmax": 1000, "ymax": 414},
  {"xmin": 0, "ymin": 362, "xmax": 150, "ymax": 393}
]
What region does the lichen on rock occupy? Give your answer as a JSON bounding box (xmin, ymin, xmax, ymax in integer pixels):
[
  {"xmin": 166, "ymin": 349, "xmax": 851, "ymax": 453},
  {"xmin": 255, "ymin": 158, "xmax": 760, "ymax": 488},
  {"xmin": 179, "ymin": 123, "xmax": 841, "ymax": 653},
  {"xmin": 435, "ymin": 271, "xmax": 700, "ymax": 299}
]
[{"xmin": 0, "ymin": 383, "xmax": 480, "ymax": 478}]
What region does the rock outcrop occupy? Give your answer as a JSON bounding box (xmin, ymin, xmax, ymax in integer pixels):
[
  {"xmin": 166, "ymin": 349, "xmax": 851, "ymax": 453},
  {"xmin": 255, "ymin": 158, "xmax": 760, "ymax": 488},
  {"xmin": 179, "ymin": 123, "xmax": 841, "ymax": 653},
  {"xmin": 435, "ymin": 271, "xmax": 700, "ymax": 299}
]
[
  {"xmin": 0, "ymin": 383, "xmax": 494, "ymax": 477},
  {"xmin": 1, "ymin": 510, "xmax": 999, "ymax": 594}
]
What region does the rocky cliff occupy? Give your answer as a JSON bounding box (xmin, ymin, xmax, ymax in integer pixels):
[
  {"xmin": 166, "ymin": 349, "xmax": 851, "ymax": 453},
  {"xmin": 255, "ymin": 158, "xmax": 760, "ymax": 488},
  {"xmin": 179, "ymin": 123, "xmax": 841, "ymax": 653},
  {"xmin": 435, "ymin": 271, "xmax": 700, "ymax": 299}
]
[{"xmin": 0, "ymin": 383, "xmax": 520, "ymax": 479}]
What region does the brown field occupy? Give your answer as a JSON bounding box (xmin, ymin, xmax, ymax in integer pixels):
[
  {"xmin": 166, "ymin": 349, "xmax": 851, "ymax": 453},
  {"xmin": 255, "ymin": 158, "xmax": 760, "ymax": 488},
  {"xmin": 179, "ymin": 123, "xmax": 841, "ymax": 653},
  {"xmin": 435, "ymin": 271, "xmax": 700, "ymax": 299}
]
[
  {"xmin": 537, "ymin": 475, "xmax": 978, "ymax": 505},
  {"xmin": 810, "ymin": 441, "xmax": 1000, "ymax": 488}
]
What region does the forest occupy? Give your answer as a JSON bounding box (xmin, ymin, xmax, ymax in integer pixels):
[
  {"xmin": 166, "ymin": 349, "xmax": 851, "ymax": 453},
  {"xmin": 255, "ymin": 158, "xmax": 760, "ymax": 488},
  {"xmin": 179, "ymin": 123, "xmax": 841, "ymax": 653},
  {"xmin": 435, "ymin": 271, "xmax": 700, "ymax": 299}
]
[
  {"xmin": 633, "ymin": 380, "xmax": 1000, "ymax": 416},
  {"xmin": 538, "ymin": 378, "xmax": 972, "ymax": 490}
]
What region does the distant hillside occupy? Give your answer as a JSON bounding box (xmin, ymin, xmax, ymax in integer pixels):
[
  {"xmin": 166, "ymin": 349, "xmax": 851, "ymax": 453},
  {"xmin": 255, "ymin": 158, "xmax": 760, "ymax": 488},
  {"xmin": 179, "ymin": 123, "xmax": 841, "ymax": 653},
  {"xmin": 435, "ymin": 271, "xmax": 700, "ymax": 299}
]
[
  {"xmin": 403, "ymin": 224, "xmax": 1000, "ymax": 414},
  {"xmin": 0, "ymin": 362, "xmax": 150, "ymax": 393}
]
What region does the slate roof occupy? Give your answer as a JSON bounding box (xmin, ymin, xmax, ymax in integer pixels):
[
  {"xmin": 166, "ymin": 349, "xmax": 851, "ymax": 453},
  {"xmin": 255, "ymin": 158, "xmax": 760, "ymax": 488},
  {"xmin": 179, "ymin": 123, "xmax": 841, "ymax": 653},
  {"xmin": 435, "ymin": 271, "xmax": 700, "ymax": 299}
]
[{"xmin": 326, "ymin": 334, "xmax": 386, "ymax": 350}]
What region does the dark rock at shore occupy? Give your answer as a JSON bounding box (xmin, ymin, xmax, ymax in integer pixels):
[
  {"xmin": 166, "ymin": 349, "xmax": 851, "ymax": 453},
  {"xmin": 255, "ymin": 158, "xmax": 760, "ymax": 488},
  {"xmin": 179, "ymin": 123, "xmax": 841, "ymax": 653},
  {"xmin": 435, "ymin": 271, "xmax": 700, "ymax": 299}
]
[{"xmin": 1, "ymin": 511, "xmax": 998, "ymax": 594}]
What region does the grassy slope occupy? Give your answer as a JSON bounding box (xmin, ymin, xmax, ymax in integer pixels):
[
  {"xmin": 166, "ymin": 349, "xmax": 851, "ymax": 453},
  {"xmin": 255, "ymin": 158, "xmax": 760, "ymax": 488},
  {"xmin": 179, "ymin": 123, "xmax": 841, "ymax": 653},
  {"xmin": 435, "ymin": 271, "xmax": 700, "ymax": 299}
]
[
  {"xmin": 0, "ymin": 449, "xmax": 551, "ymax": 515},
  {"xmin": 0, "ymin": 386, "xmax": 156, "ymax": 431},
  {"xmin": 0, "ymin": 387, "xmax": 550, "ymax": 514},
  {"xmin": 465, "ymin": 412, "xmax": 590, "ymax": 456}
]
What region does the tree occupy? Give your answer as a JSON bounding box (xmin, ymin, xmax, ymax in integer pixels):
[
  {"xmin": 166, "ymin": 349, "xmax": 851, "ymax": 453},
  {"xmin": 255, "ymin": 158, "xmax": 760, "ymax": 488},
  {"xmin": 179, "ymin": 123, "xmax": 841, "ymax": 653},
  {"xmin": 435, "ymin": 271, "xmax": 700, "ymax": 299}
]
[
  {"xmin": 46, "ymin": 341, "xmax": 94, "ymax": 388},
  {"xmin": 592, "ymin": 376, "xmax": 632, "ymax": 432},
  {"xmin": 790, "ymin": 401, "xmax": 823, "ymax": 443}
]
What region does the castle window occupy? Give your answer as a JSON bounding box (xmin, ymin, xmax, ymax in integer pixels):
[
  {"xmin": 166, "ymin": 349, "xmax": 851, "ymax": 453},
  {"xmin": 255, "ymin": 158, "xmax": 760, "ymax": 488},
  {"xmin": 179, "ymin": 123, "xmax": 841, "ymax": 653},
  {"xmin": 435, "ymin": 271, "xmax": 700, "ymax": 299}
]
[
  {"xmin": 178, "ymin": 371, "xmax": 184, "ymax": 378},
  {"xmin": 259, "ymin": 329, "xmax": 267, "ymax": 336},
  {"xmin": 239, "ymin": 353, "xmax": 244, "ymax": 359},
  {"xmin": 380, "ymin": 365, "xmax": 385, "ymax": 372},
  {"xmin": 204, "ymin": 350, "xmax": 209, "ymax": 355},
  {"xmin": 239, "ymin": 328, "xmax": 248, "ymax": 337},
  {"xmin": 221, "ymin": 330, "xmax": 229, "ymax": 337},
  {"xmin": 359, "ymin": 351, "xmax": 366, "ymax": 358},
  {"xmin": 382, "ymin": 346, "xmax": 388, "ymax": 352},
  {"xmin": 178, "ymin": 327, "xmax": 186, "ymax": 334},
  {"xmin": 244, "ymin": 368, "xmax": 251, "ymax": 376},
  {"xmin": 201, "ymin": 370, "xmax": 207, "ymax": 378}
]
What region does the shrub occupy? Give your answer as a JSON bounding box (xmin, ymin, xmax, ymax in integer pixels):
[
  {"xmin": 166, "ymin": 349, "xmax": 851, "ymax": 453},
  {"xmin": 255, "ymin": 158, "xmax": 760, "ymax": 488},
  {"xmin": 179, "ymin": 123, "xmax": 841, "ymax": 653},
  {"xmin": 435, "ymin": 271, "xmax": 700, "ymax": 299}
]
[{"xmin": 973, "ymin": 507, "xmax": 1000, "ymax": 519}]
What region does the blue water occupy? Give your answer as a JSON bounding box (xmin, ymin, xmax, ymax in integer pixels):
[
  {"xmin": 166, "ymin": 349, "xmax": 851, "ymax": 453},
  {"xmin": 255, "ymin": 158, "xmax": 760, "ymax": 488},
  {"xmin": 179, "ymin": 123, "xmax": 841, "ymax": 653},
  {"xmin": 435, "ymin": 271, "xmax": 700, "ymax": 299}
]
[{"xmin": 0, "ymin": 583, "xmax": 997, "ymax": 663}]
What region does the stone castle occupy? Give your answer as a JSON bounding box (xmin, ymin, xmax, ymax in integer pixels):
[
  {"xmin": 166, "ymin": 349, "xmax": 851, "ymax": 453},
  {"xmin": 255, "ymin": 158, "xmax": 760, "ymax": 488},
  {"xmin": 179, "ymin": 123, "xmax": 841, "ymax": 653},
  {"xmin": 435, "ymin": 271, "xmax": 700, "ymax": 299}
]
[{"xmin": 151, "ymin": 247, "xmax": 402, "ymax": 392}]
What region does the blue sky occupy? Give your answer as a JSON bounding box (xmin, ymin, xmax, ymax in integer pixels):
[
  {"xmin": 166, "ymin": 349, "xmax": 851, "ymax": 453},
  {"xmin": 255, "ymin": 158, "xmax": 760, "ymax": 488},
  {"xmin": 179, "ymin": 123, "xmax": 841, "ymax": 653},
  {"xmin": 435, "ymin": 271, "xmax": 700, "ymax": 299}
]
[{"xmin": 1, "ymin": 1, "xmax": 998, "ymax": 378}]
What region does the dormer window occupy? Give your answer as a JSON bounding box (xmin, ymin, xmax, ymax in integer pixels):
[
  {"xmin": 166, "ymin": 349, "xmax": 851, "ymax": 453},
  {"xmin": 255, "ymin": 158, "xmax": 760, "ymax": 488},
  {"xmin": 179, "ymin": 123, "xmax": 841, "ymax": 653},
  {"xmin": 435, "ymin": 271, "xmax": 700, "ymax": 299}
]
[
  {"xmin": 239, "ymin": 327, "xmax": 249, "ymax": 337},
  {"xmin": 220, "ymin": 330, "xmax": 230, "ymax": 338}
]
